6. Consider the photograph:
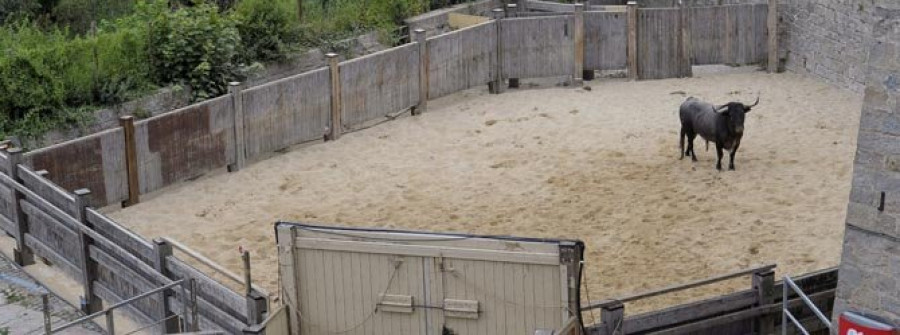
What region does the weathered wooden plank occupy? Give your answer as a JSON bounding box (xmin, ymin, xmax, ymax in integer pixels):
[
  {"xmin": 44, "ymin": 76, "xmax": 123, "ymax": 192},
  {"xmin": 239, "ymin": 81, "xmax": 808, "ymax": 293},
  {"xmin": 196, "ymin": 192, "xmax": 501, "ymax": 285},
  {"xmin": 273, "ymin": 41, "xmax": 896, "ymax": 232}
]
[
  {"xmin": 166, "ymin": 256, "xmax": 249, "ymax": 323},
  {"xmin": 93, "ymin": 280, "xmax": 159, "ymax": 330},
  {"xmin": 584, "ymin": 11, "xmax": 627, "ymax": 71},
  {"xmin": 501, "ymin": 15, "xmax": 575, "ymax": 79},
  {"xmin": 0, "ymin": 211, "xmax": 13, "ymax": 236},
  {"xmin": 133, "ymin": 95, "xmax": 235, "ymax": 195},
  {"xmin": 18, "ymin": 166, "xmax": 77, "ymax": 216},
  {"xmin": 0, "ymin": 182, "xmax": 13, "ymax": 228},
  {"xmin": 85, "ymin": 208, "xmax": 155, "ymax": 265},
  {"xmin": 91, "ymin": 245, "xmax": 165, "ymax": 319},
  {"xmin": 637, "ymin": 8, "xmax": 681, "ymax": 79},
  {"xmin": 426, "ymin": 21, "xmax": 497, "ymax": 99},
  {"xmin": 23, "ymin": 128, "xmax": 127, "ymax": 208},
  {"xmin": 623, "ymin": 291, "xmax": 757, "ymax": 333},
  {"xmin": 339, "ymin": 44, "xmax": 420, "ymax": 131},
  {"xmin": 24, "ymin": 233, "xmax": 82, "ymax": 280},
  {"xmin": 241, "ymin": 68, "xmax": 331, "ymax": 160},
  {"xmin": 20, "ymin": 200, "xmax": 81, "ymax": 265},
  {"xmin": 525, "ymin": 0, "xmax": 624, "ymax": 13}
]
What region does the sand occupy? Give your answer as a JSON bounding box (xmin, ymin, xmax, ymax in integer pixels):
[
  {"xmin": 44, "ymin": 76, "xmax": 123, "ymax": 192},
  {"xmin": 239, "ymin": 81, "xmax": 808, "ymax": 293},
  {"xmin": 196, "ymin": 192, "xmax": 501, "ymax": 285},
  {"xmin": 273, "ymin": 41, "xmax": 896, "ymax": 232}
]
[{"xmin": 105, "ymin": 69, "xmax": 861, "ymax": 319}]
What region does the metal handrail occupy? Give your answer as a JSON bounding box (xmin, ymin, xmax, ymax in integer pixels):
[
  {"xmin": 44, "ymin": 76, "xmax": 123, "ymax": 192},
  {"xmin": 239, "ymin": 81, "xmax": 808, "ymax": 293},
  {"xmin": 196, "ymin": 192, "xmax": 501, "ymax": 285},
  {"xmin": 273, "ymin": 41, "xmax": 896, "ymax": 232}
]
[
  {"xmin": 49, "ymin": 279, "xmax": 188, "ymax": 334},
  {"xmin": 161, "ymin": 236, "xmax": 269, "ymax": 297},
  {"xmin": 583, "ymin": 264, "xmax": 776, "ymax": 310},
  {"xmin": 781, "ymin": 275, "xmax": 832, "ymax": 335}
]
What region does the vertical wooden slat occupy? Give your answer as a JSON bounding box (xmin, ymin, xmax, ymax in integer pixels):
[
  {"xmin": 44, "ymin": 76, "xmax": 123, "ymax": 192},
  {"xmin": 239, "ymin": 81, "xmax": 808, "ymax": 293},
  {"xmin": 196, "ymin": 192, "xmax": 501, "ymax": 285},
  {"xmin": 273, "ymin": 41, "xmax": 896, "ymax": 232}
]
[
  {"xmin": 754, "ymin": 270, "xmax": 776, "ymax": 334},
  {"xmin": 74, "ymin": 188, "xmax": 101, "ymax": 314},
  {"xmin": 119, "ymin": 116, "xmax": 140, "ymax": 206},
  {"xmin": 5, "ymin": 148, "xmax": 34, "ymax": 266},
  {"xmin": 627, "ymin": 1, "xmax": 638, "ymax": 80},
  {"xmin": 327, "ymin": 53, "xmax": 342, "ymax": 141},
  {"xmin": 574, "ymin": 4, "xmax": 585, "ymax": 85},
  {"xmin": 414, "ymin": 29, "xmax": 428, "ymax": 116},
  {"xmin": 227, "ymin": 82, "xmax": 246, "ymax": 172},
  {"xmin": 767, "ymin": 0, "xmax": 778, "ymax": 72},
  {"xmin": 679, "ymin": 0, "xmax": 693, "ymax": 77},
  {"xmin": 491, "ymin": 8, "xmax": 505, "ymax": 94},
  {"xmin": 153, "ymin": 239, "xmax": 179, "ymax": 333}
]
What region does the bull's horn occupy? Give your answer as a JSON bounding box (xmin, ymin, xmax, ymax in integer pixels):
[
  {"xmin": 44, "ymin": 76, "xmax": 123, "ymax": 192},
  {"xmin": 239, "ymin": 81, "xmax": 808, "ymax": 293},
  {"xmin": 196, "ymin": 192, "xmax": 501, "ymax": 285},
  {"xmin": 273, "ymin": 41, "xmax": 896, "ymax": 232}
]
[
  {"xmin": 714, "ymin": 105, "xmax": 728, "ymax": 112},
  {"xmin": 748, "ymin": 96, "xmax": 760, "ymax": 108}
]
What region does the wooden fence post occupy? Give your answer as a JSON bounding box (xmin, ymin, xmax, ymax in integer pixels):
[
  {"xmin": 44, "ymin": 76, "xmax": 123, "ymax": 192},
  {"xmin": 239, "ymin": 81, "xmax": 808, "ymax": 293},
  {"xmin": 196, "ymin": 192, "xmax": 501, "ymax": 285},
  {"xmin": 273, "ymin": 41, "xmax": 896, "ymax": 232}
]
[
  {"xmin": 505, "ymin": 4, "xmax": 520, "ymax": 89},
  {"xmin": 153, "ymin": 239, "xmax": 180, "ymax": 333},
  {"xmin": 516, "ymin": 0, "xmax": 527, "ymax": 12},
  {"xmin": 767, "ymin": 0, "xmax": 778, "ymax": 73},
  {"xmin": 413, "ymin": 29, "xmax": 428, "ymax": 116},
  {"xmin": 74, "ymin": 188, "xmax": 101, "ymax": 314},
  {"xmin": 5, "ymin": 148, "xmax": 34, "ymax": 266},
  {"xmin": 326, "ymin": 53, "xmax": 343, "ymax": 141},
  {"xmin": 490, "ymin": 8, "xmax": 505, "ymax": 94},
  {"xmin": 228, "ymin": 82, "xmax": 246, "ymax": 172},
  {"xmin": 243, "ymin": 251, "xmax": 267, "ymax": 325},
  {"xmin": 627, "ymin": 1, "xmax": 638, "ymax": 80},
  {"xmin": 574, "ymin": 3, "xmax": 585, "ymax": 86},
  {"xmin": 119, "ymin": 116, "xmax": 140, "ymax": 207},
  {"xmin": 753, "ymin": 270, "xmax": 776, "ymax": 335},
  {"xmin": 679, "ymin": 0, "xmax": 693, "ymax": 78},
  {"xmin": 600, "ymin": 300, "xmax": 625, "ymax": 335}
]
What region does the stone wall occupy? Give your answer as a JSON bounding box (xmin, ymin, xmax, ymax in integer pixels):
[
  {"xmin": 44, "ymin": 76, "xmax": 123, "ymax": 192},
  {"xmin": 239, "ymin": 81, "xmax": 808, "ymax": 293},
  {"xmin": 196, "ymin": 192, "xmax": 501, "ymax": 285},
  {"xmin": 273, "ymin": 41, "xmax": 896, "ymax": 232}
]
[
  {"xmin": 833, "ymin": 2, "xmax": 900, "ymax": 327},
  {"xmin": 778, "ymin": 0, "xmax": 881, "ymax": 93}
]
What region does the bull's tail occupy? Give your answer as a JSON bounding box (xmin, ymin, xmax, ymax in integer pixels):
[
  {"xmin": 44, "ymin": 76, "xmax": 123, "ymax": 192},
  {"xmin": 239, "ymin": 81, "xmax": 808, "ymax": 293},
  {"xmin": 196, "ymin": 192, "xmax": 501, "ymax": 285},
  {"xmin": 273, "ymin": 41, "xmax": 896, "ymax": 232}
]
[
  {"xmin": 679, "ymin": 128, "xmax": 685, "ymax": 159},
  {"xmin": 705, "ymin": 140, "xmax": 709, "ymax": 152}
]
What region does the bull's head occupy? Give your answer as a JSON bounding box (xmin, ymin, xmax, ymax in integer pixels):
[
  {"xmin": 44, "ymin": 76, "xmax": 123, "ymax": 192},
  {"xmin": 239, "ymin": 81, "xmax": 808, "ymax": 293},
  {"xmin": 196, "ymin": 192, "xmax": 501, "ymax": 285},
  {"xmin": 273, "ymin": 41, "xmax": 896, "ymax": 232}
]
[{"xmin": 715, "ymin": 96, "xmax": 759, "ymax": 134}]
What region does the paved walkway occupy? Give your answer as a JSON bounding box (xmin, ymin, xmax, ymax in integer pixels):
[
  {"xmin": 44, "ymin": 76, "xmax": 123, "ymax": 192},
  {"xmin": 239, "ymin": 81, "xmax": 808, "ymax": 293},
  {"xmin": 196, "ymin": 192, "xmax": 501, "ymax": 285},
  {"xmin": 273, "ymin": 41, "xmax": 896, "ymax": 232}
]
[{"xmin": 0, "ymin": 253, "xmax": 104, "ymax": 335}]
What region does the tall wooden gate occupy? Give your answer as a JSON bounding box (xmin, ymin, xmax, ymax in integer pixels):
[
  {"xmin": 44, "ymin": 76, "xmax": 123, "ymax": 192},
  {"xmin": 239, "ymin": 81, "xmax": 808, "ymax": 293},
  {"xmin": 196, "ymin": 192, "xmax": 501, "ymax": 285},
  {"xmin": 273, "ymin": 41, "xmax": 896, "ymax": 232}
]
[{"xmin": 276, "ymin": 222, "xmax": 584, "ymax": 335}]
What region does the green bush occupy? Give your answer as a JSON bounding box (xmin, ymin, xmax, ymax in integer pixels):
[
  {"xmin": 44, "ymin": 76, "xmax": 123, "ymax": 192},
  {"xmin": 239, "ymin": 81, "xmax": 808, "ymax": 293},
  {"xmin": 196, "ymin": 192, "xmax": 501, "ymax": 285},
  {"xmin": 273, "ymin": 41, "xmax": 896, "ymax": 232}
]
[
  {"xmin": 234, "ymin": 0, "xmax": 300, "ymax": 62},
  {"xmin": 50, "ymin": 0, "xmax": 134, "ymax": 34},
  {"xmin": 146, "ymin": 1, "xmax": 241, "ymax": 100}
]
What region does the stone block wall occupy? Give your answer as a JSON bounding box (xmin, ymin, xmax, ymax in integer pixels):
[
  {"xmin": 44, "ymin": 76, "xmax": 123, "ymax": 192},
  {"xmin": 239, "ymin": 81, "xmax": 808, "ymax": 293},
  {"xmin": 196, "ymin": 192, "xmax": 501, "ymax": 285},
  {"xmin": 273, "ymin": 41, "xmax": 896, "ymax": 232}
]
[
  {"xmin": 778, "ymin": 0, "xmax": 881, "ymax": 93},
  {"xmin": 833, "ymin": 2, "xmax": 900, "ymax": 326}
]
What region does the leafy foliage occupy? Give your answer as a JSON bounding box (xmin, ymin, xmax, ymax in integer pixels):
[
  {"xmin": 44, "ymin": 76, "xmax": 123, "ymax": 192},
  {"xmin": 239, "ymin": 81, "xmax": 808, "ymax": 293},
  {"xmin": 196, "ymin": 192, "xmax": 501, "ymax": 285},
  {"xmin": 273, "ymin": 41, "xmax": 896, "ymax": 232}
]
[
  {"xmin": 146, "ymin": 1, "xmax": 240, "ymax": 100},
  {"xmin": 234, "ymin": 0, "xmax": 300, "ymax": 62}
]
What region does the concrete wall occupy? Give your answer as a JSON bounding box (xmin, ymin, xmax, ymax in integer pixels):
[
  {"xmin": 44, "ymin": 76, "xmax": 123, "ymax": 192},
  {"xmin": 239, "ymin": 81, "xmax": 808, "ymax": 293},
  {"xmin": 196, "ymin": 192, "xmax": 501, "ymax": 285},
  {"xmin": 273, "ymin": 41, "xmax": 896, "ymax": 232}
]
[{"xmin": 833, "ymin": 2, "xmax": 900, "ymax": 326}]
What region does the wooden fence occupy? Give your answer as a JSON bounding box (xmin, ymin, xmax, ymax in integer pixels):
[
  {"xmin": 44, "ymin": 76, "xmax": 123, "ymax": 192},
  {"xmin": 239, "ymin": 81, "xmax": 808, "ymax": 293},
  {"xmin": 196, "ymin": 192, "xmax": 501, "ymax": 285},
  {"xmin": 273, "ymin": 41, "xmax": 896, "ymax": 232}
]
[
  {"xmin": 0, "ymin": 3, "xmax": 779, "ymax": 332},
  {"xmin": 0, "ymin": 146, "xmax": 269, "ymax": 333}
]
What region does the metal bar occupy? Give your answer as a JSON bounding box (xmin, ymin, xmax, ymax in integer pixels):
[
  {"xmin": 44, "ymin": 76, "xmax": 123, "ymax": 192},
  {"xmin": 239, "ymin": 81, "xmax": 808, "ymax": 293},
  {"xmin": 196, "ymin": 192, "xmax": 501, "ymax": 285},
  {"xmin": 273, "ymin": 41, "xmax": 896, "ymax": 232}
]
[
  {"xmin": 783, "ymin": 276, "xmax": 832, "ymax": 328},
  {"xmin": 584, "ymin": 264, "xmax": 776, "ymax": 310},
  {"xmin": 51, "ymin": 279, "xmax": 185, "ymax": 333},
  {"xmin": 783, "ymin": 310, "xmax": 810, "ymax": 335},
  {"xmin": 42, "ymin": 294, "xmax": 51, "ymax": 335},
  {"xmin": 161, "ymin": 237, "xmax": 268, "ymax": 296}
]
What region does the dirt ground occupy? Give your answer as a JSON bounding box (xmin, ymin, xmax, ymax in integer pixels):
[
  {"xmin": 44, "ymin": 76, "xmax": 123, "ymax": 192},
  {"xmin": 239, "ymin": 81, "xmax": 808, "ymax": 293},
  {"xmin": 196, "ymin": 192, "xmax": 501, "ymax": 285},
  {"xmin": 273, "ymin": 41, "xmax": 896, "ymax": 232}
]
[{"xmin": 105, "ymin": 68, "xmax": 861, "ymax": 319}]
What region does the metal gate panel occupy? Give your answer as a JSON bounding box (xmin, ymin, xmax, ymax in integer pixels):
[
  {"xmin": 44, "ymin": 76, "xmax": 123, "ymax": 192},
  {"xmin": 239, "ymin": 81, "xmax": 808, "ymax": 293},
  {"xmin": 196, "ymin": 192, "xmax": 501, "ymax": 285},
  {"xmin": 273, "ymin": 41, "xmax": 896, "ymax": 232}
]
[
  {"xmin": 292, "ymin": 247, "xmax": 428, "ymax": 335},
  {"xmin": 277, "ymin": 223, "xmax": 579, "ymax": 335}
]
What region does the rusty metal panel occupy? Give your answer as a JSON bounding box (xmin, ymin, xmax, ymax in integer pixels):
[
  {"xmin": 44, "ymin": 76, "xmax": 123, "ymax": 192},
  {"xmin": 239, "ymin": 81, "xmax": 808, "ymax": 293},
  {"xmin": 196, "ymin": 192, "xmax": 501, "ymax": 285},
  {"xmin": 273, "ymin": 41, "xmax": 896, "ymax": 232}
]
[
  {"xmin": 134, "ymin": 95, "xmax": 235, "ymax": 195},
  {"xmin": 24, "ymin": 128, "xmax": 127, "ymax": 208}
]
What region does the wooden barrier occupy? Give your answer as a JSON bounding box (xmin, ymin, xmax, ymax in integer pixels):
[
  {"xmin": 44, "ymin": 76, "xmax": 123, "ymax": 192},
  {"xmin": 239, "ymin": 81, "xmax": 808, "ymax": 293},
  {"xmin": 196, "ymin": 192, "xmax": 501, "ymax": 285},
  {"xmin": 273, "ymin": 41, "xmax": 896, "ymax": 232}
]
[
  {"xmin": 426, "ymin": 21, "xmax": 497, "ymax": 99},
  {"xmin": 339, "ymin": 44, "xmax": 420, "ymax": 131},
  {"xmin": 584, "ymin": 11, "xmax": 627, "ymax": 72},
  {"xmin": 241, "ymin": 68, "xmax": 331, "ymax": 160},
  {"xmin": 501, "ymin": 15, "xmax": 575, "ymax": 80}
]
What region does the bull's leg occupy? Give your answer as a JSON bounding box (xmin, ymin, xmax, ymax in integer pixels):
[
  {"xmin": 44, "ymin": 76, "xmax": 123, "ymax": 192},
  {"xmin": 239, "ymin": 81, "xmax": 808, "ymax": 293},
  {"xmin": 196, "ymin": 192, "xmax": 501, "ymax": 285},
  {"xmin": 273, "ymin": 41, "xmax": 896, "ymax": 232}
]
[
  {"xmin": 715, "ymin": 143, "xmax": 724, "ymax": 171},
  {"xmin": 687, "ymin": 133, "xmax": 698, "ymax": 162},
  {"xmin": 729, "ymin": 139, "xmax": 741, "ymax": 170},
  {"xmin": 680, "ymin": 128, "xmax": 686, "ymax": 160}
]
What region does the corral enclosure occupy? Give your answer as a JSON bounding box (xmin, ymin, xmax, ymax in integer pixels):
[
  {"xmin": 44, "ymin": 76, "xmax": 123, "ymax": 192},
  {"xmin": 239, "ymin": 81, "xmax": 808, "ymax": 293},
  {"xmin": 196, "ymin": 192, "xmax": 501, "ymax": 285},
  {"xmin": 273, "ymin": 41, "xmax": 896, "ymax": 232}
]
[{"xmin": 107, "ymin": 69, "xmax": 861, "ymax": 318}]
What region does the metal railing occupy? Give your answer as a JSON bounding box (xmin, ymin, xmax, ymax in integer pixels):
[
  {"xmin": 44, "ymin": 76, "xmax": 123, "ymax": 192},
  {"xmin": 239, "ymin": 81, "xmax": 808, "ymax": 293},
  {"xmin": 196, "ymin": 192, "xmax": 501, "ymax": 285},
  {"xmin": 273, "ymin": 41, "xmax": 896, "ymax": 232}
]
[
  {"xmin": 781, "ymin": 275, "xmax": 832, "ymax": 335},
  {"xmin": 44, "ymin": 278, "xmax": 197, "ymax": 335}
]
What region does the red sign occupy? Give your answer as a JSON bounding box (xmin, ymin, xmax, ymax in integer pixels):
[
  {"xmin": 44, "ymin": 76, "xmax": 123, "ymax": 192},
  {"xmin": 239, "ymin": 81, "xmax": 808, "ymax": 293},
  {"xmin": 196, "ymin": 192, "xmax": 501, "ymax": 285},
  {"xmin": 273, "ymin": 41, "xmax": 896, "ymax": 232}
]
[{"xmin": 839, "ymin": 311, "xmax": 897, "ymax": 335}]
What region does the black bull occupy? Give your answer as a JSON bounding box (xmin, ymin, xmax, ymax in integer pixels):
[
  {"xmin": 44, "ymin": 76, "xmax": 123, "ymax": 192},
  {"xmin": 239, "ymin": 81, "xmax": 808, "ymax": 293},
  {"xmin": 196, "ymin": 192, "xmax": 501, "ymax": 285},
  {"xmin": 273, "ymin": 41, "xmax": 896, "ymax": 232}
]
[{"xmin": 679, "ymin": 97, "xmax": 759, "ymax": 170}]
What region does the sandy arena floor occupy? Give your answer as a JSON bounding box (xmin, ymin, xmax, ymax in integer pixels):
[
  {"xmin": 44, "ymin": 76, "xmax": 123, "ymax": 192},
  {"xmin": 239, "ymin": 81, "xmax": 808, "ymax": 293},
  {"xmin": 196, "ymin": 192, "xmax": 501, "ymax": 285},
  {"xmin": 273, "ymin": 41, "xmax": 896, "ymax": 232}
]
[{"xmin": 105, "ymin": 69, "xmax": 861, "ymax": 318}]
